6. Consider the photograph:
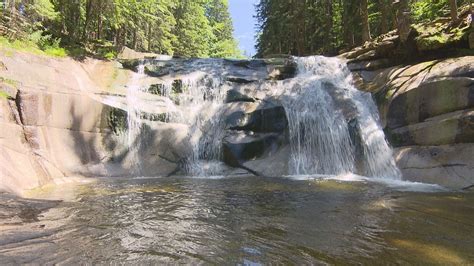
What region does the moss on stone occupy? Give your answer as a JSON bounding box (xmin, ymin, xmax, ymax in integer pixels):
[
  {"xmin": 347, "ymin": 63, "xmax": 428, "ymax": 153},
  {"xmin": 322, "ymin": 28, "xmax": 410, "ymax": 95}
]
[
  {"xmin": 108, "ymin": 108, "xmax": 128, "ymax": 134},
  {"xmin": 414, "ymin": 19, "xmax": 471, "ymax": 51}
]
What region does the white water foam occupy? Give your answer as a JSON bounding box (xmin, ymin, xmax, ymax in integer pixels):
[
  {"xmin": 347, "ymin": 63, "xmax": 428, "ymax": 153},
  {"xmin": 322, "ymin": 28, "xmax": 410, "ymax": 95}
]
[{"xmin": 273, "ymin": 56, "xmax": 401, "ymax": 179}]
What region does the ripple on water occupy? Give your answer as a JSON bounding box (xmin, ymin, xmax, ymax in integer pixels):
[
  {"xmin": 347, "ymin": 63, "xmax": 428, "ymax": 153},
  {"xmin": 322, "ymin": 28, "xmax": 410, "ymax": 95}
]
[{"xmin": 1, "ymin": 177, "xmax": 473, "ymax": 264}]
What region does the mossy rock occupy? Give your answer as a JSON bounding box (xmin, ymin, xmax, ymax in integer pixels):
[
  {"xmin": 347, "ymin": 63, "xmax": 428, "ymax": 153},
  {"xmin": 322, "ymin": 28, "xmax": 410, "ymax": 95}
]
[
  {"xmin": 108, "ymin": 108, "xmax": 128, "ymax": 134},
  {"xmin": 414, "ymin": 22, "xmax": 470, "ymax": 52},
  {"xmin": 144, "ymin": 65, "xmax": 170, "ymax": 77},
  {"xmin": 119, "ymin": 59, "xmax": 141, "ymax": 71}
]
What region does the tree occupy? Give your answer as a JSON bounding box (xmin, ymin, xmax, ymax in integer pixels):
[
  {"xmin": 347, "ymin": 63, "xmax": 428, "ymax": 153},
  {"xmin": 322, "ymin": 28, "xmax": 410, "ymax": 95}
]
[
  {"xmin": 361, "ymin": 0, "xmax": 371, "ymax": 43},
  {"xmin": 450, "ymin": 0, "xmax": 458, "ymax": 22},
  {"xmin": 395, "ymin": 0, "xmax": 411, "ymax": 43},
  {"xmin": 173, "ymin": 0, "xmax": 213, "ymax": 57},
  {"xmin": 206, "ymin": 0, "xmax": 240, "ymax": 57}
]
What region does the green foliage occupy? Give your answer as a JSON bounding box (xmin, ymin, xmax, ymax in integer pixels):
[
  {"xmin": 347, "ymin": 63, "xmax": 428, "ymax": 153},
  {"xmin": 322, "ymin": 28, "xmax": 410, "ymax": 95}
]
[
  {"xmin": 255, "ymin": 0, "xmax": 470, "ymax": 57},
  {"xmin": 0, "ymin": 35, "xmax": 66, "ymax": 57},
  {"xmin": 411, "ymin": 0, "xmax": 449, "ymax": 22},
  {"xmin": 0, "ymin": 77, "xmax": 19, "ymax": 88},
  {"xmin": 3, "ymin": 0, "xmax": 240, "ymax": 58},
  {"xmin": 0, "ymin": 91, "xmax": 9, "ymax": 99},
  {"xmin": 30, "ymin": 0, "xmax": 58, "ymax": 20},
  {"xmin": 173, "ymin": 0, "xmax": 213, "ymax": 57}
]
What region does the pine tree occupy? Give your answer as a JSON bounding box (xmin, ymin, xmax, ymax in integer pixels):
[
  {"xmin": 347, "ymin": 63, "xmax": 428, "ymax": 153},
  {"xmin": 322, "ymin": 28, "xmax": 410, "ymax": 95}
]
[
  {"xmin": 206, "ymin": 0, "xmax": 240, "ymax": 58},
  {"xmin": 173, "ymin": 0, "xmax": 213, "ymax": 57}
]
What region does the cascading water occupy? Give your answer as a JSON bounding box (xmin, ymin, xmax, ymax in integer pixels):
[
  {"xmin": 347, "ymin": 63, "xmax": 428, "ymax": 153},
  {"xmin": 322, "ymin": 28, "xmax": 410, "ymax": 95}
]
[
  {"xmin": 277, "ymin": 56, "xmax": 401, "ymax": 178},
  {"xmin": 126, "ymin": 61, "xmax": 146, "ymax": 173},
  {"xmin": 125, "ymin": 59, "xmax": 230, "ymax": 176},
  {"xmin": 123, "ymin": 56, "xmax": 399, "ymax": 179}
]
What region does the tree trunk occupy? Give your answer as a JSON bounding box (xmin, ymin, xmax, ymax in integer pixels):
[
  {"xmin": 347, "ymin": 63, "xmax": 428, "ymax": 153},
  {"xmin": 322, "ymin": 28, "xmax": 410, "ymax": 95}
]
[
  {"xmin": 361, "ymin": 0, "xmax": 371, "ymax": 43},
  {"xmin": 396, "ymin": 0, "xmax": 411, "ymax": 43},
  {"xmin": 380, "ymin": 0, "xmax": 389, "ymax": 34},
  {"xmin": 147, "ymin": 22, "xmax": 152, "ymax": 51},
  {"xmin": 82, "ymin": 0, "xmax": 93, "ymax": 41},
  {"xmin": 470, "ymin": 0, "xmax": 473, "ymax": 27},
  {"xmin": 449, "ymin": 0, "xmax": 458, "ymax": 22}
]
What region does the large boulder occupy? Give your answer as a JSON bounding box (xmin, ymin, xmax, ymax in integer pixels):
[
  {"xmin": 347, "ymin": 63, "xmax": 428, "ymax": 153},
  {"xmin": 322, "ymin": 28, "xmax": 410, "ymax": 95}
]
[
  {"xmin": 386, "ymin": 77, "xmax": 474, "ymax": 129},
  {"xmin": 225, "ymin": 103, "xmax": 288, "ymax": 133},
  {"xmin": 388, "ymin": 109, "xmax": 474, "ymax": 147},
  {"xmin": 223, "ymin": 131, "xmax": 283, "ymax": 165},
  {"xmin": 395, "ymin": 144, "xmax": 474, "ymax": 189}
]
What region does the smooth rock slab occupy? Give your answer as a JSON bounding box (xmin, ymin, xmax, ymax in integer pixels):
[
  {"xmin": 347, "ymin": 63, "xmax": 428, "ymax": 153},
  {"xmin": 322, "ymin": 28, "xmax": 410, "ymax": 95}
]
[
  {"xmin": 395, "ymin": 144, "xmax": 474, "ymax": 189},
  {"xmin": 223, "ymin": 132, "xmax": 283, "ymax": 166}
]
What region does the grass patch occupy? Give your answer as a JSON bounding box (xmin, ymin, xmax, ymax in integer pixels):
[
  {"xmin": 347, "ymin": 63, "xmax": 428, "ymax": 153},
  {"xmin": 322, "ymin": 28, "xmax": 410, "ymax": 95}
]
[
  {"xmin": 0, "ymin": 77, "xmax": 19, "ymax": 88},
  {"xmin": 0, "ymin": 36, "xmax": 67, "ymax": 58},
  {"xmin": 0, "ymin": 90, "xmax": 9, "ymax": 99}
]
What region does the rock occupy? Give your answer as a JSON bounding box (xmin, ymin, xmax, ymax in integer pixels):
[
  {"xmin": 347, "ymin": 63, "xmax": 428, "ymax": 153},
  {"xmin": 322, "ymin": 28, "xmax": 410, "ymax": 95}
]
[
  {"xmin": 15, "ymin": 90, "xmax": 110, "ymax": 132},
  {"xmin": 367, "ymin": 56, "xmax": 474, "ymax": 127},
  {"xmin": 386, "ymin": 77, "xmax": 474, "ymax": 129},
  {"xmin": 354, "ymin": 50, "xmax": 378, "ymax": 62},
  {"xmin": 394, "ymin": 144, "xmax": 474, "ymax": 189},
  {"xmin": 347, "ymin": 59, "xmax": 393, "ymax": 71},
  {"xmin": 387, "ymin": 109, "xmax": 474, "ymax": 147},
  {"xmin": 339, "ymin": 46, "xmax": 374, "ymax": 60},
  {"xmin": 226, "ymin": 75, "xmax": 258, "ymax": 83},
  {"xmin": 267, "ymin": 60, "xmax": 297, "ymax": 80},
  {"xmin": 470, "ymin": 32, "xmax": 474, "ymax": 49},
  {"xmin": 0, "ymin": 83, "xmax": 18, "ymax": 99},
  {"xmin": 0, "ymin": 60, "xmax": 7, "ymax": 71},
  {"xmin": 225, "ymin": 89, "xmax": 256, "ymax": 103},
  {"xmin": 119, "ymin": 59, "xmax": 141, "ymax": 71},
  {"xmin": 375, "ymin": 40, "xmax": 397, "ymax": 57},
  {"xmin": 224, "ymin": 59, "xmax": 266, "ymax": 69},
  {"xmin": 117, "ymin": 46, "xmax": 161, "ymax": 60},
  {"xmin": 242, "ymin": 146, "xmax": 290, "ymax": 177},
  {"xmin": 223, "ymin": 131, "xmax": 283, "ymax": 165},
  {"xmin": 226, "ymin": 104, "xmax": 288, "ymax": 133},
  {"xmin": 144, "ymin": 65, "xmax": 171, "ymax": 77}
]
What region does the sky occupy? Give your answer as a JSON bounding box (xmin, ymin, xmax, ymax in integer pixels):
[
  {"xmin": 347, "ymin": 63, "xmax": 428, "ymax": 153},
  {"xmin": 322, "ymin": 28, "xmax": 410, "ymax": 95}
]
[{"xmin": 228, "ymin": 0, "xmax": 258, "ymax": 57}]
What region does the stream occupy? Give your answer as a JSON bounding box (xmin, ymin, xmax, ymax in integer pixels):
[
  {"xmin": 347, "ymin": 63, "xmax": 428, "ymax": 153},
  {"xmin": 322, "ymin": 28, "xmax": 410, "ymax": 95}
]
[{"xmin": 1, "ymin": 176, "xmax": 473, "ymax": 264}]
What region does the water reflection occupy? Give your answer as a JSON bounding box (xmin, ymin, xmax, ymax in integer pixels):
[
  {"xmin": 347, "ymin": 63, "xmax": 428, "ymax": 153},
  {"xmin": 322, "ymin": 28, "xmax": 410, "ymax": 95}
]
[{"xmin": 1, "ymin": 177, "xmax": 473, "ymax": 264}]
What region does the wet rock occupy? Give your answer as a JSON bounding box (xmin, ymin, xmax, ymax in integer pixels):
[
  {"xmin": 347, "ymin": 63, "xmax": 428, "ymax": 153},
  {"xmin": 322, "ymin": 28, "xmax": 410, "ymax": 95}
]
[
  {"xmin": 119, "ymin": 59, "xmax": 141, "ymax": 71},
  {"xmin": 387, "ymin": 109, "xmax": 474, "ymax": 147},
  {"xmin": 386, "ymin": 77, "xmax": 474, "ymax": 129},
  {"xmin": 144, "ymin": 65, "xmax": 171, "ymax": 77},
  {"xmin": 224, "ymin": 59, "xmax": 266, "ymax": 69},
  {"xmin": 226, "ymin": 104, "xmax": 288, "ymax": 133},
  {"xmin": 225, "ymin": 89, "xmax": 256, "ymax": 103},
  {"xmin": 394, "ymin": 144, "xmax": 474, "ymax": 189},
  {"xmin": 223, "ymin": 132, "xmax": 283, "ymax": 165},
  {"xmin": 226, "ymin": 75, "xmax": 258, "ymax": 84},
  {"xmin": 347, "ymin": 59, "xmax": 393, "ymax": 71},
  {"xmin": 267, "ymin": 60, "xmax": 298, "ymax": 80}
]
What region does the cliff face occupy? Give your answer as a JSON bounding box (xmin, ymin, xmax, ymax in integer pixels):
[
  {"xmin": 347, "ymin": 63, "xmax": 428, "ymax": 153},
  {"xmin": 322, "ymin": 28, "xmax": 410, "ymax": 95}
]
[
  {"xmin": 342, "ymin": 14, "xmax": 474, "ymax": 188},
  {"xmin": 0, "ymin": 51, "xmax": 183, "ymax": 195}
]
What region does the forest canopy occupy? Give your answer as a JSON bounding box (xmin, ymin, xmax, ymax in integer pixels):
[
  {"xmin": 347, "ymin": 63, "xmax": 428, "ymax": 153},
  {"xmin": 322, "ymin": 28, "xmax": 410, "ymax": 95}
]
[
  {"xmin": 255, "ymin": 0, "xmax": 473, "ymax": 57},
  {"xmin": 0, "ymin": 0, "xmax": 241, "ymax": 58}
]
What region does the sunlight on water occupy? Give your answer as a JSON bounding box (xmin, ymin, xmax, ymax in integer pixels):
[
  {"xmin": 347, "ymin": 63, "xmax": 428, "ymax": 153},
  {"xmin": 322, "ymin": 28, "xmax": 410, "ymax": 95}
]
[
  {"xmin": 278, "ymin": 56, "xmax": 401, "ymax": 178},
  {"xmin": 123, "ymin": 56, "xmax": 400, "ymax": 179}
]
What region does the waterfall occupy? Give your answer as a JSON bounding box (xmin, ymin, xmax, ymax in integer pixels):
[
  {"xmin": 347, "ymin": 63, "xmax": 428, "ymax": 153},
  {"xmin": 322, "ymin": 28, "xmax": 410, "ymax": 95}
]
[
  {"xmin": 123, "ymin": 56, "xmax": 400, "ymax": 179},
  {"xmin": 125, "ymin": 59, "xmax": 230, "ymax": 176},
  {"xmin": 278, "ymin": 56, "xmax": 401, "ymax": 179},
  {"xmin": 126, "ymin": 61, "xmax": 146, "ymax": 173}
]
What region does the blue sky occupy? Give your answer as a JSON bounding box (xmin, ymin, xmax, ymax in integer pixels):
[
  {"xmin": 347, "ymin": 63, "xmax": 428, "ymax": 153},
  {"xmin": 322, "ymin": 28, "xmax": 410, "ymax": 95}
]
[{"xmin": 228, "ymin": 0, "xmax": 258, "ymax": 57}]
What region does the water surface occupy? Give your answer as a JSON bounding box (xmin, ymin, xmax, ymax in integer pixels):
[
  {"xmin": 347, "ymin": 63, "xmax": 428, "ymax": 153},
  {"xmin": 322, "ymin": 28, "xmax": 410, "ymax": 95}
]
[{"xmin": 1, "ymin": 176, "xmax": 473, "ymax": 264}]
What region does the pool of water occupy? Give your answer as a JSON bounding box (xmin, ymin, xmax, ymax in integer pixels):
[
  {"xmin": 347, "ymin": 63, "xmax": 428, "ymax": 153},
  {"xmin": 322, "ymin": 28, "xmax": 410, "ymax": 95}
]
[{"xmin": 1, "ymin": 176, "xmax": 473, "ymax": 264}]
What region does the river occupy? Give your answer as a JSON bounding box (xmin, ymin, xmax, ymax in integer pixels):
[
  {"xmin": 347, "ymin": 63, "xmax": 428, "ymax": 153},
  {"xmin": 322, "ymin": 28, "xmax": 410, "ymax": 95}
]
[{"xmin": 1, "ymin": 176, "xmax": 473, "ymax": 264}]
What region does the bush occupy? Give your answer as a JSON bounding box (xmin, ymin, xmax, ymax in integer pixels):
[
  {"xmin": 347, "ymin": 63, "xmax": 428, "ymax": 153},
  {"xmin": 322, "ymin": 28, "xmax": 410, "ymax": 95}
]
[{"xmin": 26, "ymin": 30, "xmax": 67, "ymax": 57}]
